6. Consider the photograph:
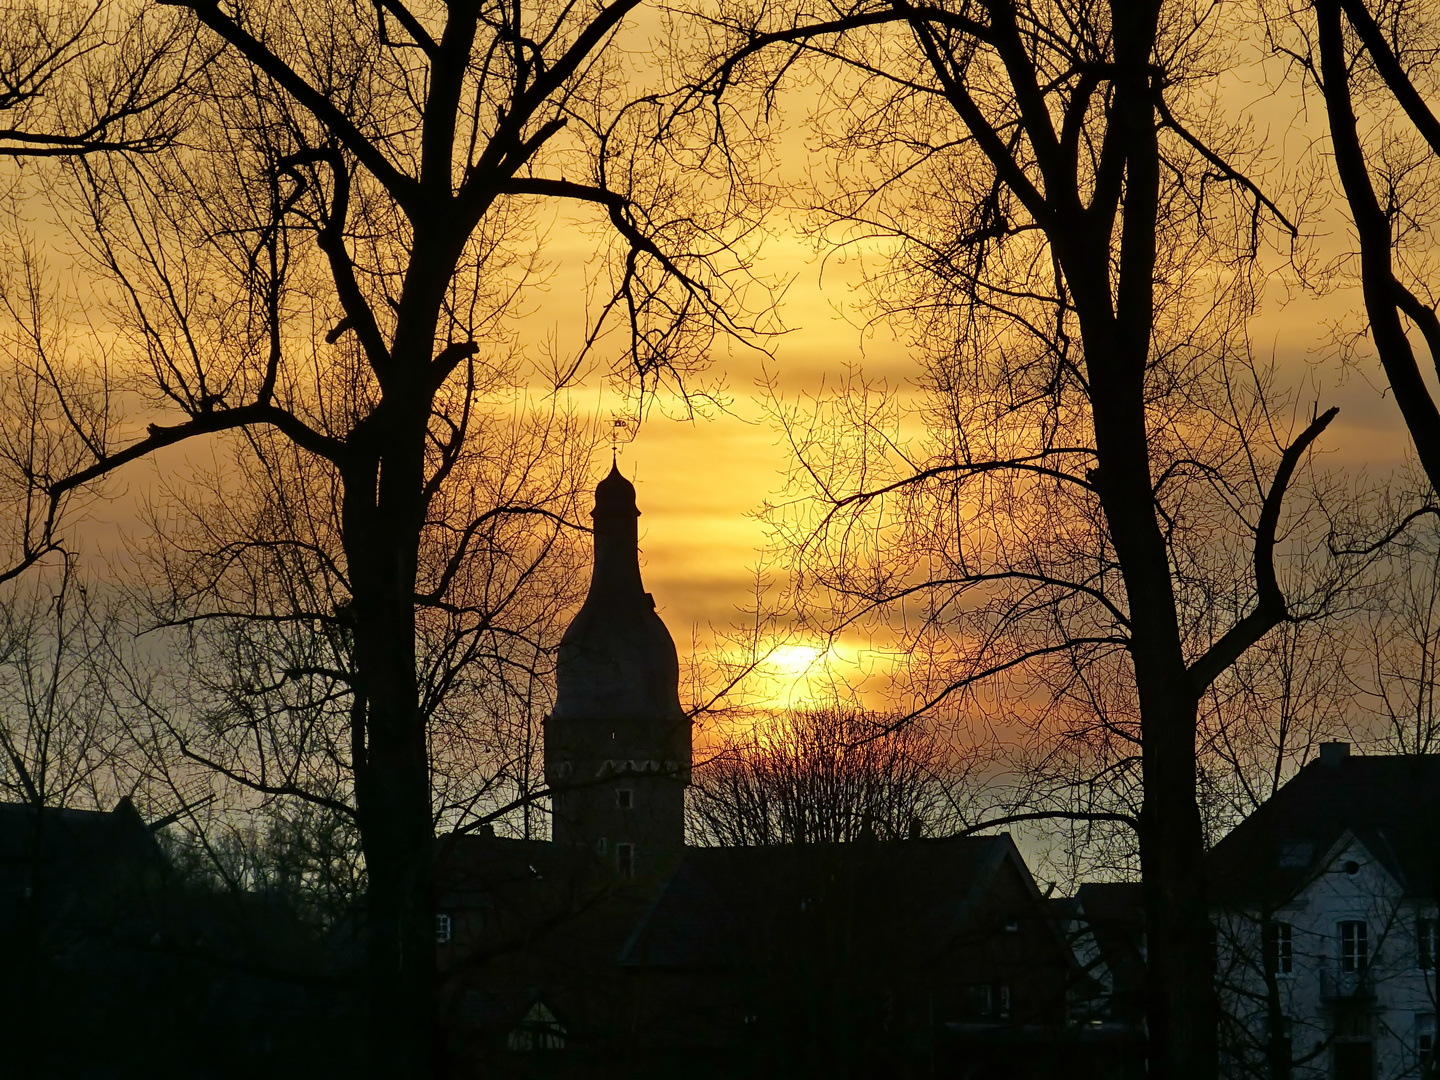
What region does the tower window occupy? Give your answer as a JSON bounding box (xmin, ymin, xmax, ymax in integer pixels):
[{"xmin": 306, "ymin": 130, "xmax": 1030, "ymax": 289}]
[
  {"xmin": 616, "ymin": 788, "xmax": 634, "ymax": 809},
  {"xmin": 595, "ymin": 837, "xmax": 607, "ymax": 855},
  {"xmin": 616, "ymin": 843, "xmax": 635, "ymax": 878},
  {"xmin": 1420, "ymin": 917, "xmax": 1437, "ymax": 970}
]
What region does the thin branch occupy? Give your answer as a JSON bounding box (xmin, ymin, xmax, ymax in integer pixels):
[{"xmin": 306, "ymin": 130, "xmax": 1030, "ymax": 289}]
[
  {"xmin": 157, "ymin": 0, "xmax": 421, "ymax": 210},
  {"xmin": 1187, "ymin": 406, "xmax": 1338, "ymax": 693}
]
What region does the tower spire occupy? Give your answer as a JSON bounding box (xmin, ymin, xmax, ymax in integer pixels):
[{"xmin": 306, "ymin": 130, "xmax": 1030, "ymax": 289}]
[{"xmin": 543, "ymin": 465, "xmax": 690, "ymax": 876}]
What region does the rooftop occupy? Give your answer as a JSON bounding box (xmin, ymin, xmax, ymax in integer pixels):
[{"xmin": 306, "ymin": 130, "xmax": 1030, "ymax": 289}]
[{"xmin": 1206, "ymin": 746, "xmax": 1440, "ymax": 902}]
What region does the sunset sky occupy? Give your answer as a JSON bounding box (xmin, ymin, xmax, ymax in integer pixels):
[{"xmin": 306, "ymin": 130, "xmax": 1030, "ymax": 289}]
[
  {"xmin": 557, "ymin": 222, "xmax": 1421, "ymax": 713},
  {"xmin": 470, "ymin": 18, "xmax": 1430, "ymax": 716},
  {"xmin": 20, "ymin": 10, "xmax": 1432, "ymax": 720},
  {"xmin": 10, "ymin": 9, "xmax": 1439, "ymax": 1073}
]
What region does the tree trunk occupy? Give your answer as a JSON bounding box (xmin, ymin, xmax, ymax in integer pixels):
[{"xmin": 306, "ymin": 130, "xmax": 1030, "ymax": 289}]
[
  {"xmin": 1138, "ymin": 688, "xmax": 1215, "ymax": 1080},
  {"xmin": 1059, "ymin": 6, "xmax": 1220, "ymax": 1076},
  {"xmin": 1082, "ymin": 299, "xmax": 1218, "ymax": 1080},
  {"xmin": 351, "ymin": 596, "xmax": 435, "ymax": 1080},
  {"xmin": 348, "ymin": 525, "xmax": 436, "ymax": 1078},
  {"xmin": 344, "ymin": 359, "xmax": 442, "ymax": 1080},
  {"xmin": 1085, "ymin": 315, "xmax": 1218, "ymax": 1080}
]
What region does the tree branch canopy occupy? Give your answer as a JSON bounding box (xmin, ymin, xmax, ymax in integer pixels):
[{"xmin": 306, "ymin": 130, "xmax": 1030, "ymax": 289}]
[
  {"xmin": 157, "ymin": 0, "xmax": 423, "ymax": 210},
  {"xmin": 0, "ymin": 0, "xmax": 751, "ymax": 1076}
]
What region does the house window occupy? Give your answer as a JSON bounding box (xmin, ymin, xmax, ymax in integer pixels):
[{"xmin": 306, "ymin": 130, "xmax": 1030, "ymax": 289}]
[
  {"xmin": 968, "ymin": 984, "xmax": 993, "ymax": 1016},
  {"xmin": 1279, "ymin": 841, "xmax": 1313, "ymax": 868},
  {"xmin": 1265, "ymin": 921, "xmax": 1294, "ymax": 975},
  {"xmin": 435, "ymin": 913, "xmax": 452, "ymax": 944},
  {"xmin": 1418, "ymin": 1013, "xmax": 1436, "ymax": 1067},
  {"xmin": 507, "ymin": 1001, "xmax": 566, "ymax": 1052},
  {"xmin": 616, "ymin": 842, "xmax": 635, "ymax": 878},
  {"xmin": 595, "ymin": 836, "xmax": 607, "ymax": 855},
  {"xmin": 1340, "ymin": 921, "xmax": 1368, "ymax": 973},
  {"xmin": 1335, "ymin": 1005, "xmax": 1373, "ymax": 1039},
  {"xmin": 616, "ymin": 788, "xmax": 634, "ymax": 809},
  {"xmin": 509, "ymin": 1027, "xmax": 564, "ymax": 1052},
  {"xmin": 1419, "ymin": 917, "xmax": 1437, "ymax": 971},
  {"xmin": 999, "ymin": 985, "xmax": 1011, "ymax": 1018}
]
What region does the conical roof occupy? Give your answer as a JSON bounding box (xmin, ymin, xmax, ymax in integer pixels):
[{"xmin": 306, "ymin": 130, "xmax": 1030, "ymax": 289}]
[{"xmin": 551, "ymin": 465, "xmax": 685, "ymax": 722}]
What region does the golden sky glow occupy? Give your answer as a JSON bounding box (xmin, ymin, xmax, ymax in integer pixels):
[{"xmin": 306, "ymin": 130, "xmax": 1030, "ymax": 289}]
[
  {"xmin": 565, "ymin": 230, "xmax": 1423, "ymax": 711},
  {"xmin": 12, "ymin": 12, "xmax": 1433, "ymax": 721},
  {"xmin": 580, "ymin": 28, "xmax": 1433, "ymax": 705}
]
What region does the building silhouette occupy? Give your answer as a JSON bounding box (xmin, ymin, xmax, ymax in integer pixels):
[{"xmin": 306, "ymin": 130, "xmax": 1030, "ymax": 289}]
[
  {"xmin": 543, "ymin": 461, "xmax": 691, "ymax": 878},
  {"xmin": 436, "ymin": 466, "xmax": 1086, "ymax": 1079}
]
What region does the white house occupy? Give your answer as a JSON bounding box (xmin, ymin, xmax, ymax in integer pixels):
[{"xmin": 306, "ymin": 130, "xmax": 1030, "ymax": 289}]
[{"xmin": 1208, "ymin": 743, "xmax": 1440, "ymax": 1080}]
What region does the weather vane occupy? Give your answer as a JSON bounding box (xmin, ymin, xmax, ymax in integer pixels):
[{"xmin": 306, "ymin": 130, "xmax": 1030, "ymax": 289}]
[{"xmin": 609, "ymin": 414, "xmax": 637, "ymax": 464}]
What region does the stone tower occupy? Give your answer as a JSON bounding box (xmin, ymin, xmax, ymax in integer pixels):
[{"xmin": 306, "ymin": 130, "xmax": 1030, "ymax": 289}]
[{"xmin": 544, "ymin": 464, "xmax": 690, "ymax": 877}]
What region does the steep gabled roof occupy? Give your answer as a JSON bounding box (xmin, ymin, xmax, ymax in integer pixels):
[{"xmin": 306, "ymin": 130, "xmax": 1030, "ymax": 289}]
[
  {"xmin": 0, "ymin": 798, "xmax": 164, "ymax": 893},
  {"xmin": 618, "ymin": 834, "xmax": 1035, "ymax": 969},
  {"xmin": 1285, "ymin": 827, "xmax": 1407, "ymax": 900},
  {"xmin": 1206, "ymin": 751, "xmax": 1440, "ymax": 904}
]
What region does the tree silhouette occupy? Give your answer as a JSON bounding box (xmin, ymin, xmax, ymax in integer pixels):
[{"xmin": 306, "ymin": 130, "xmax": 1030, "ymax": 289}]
[
  {"xmin": 686, "ymin": 4, "xmax": 1346, "ymax": 1076},
  {"xmin": 1290, "ymin": 0, "xmax": 1440, "ymax": 493},
  {"xmin": 688, "ymin": 706, "xmax": 962, "ymax": 846},
  {"xmin": 0, "ymin": 0, "xmax": 754, "ymax": 1073}
]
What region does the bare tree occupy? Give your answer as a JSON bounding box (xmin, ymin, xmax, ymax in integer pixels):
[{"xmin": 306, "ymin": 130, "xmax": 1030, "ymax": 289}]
[
  {"xmin": 684, "ymin": 4, "xmax": 1351, "ymax": 1076},
  {"xmin": 1278, "ymin": 0, "xmax": 1440, "ymax": 493},
  {"xmin": 0, "ymin": 557, "xmax": 131, "ymax": 809},
  {"xmin": 95, "ymin": 392, "xmax": 595, "ymax": 900},
  {"xmin": 0, "ymin": 0, "xmax": 199, "ymax": 160},
  {"xmin": 688, "ymin": 705, "xmax": 963, "ymax": 846},
  {"xmin": 1199, "ymin": 593, "xmax": 1356, "ymax": 839},
  {"xmin": 1354, "ymin": 500, "xmax": 1440, "ymax": 755},
  {"xmin": 124, "ymin": 393, "xmax": 592, "ymax": 817},
  {"xmin": 0, "ymin": 0, "xmax": 757, "ymax": 1073}
]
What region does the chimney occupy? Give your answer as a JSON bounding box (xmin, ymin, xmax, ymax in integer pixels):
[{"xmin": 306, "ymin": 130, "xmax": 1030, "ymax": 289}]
[{"xmin": 1318, "ymin": 742, "xmax": 1350, "ymax": 768}]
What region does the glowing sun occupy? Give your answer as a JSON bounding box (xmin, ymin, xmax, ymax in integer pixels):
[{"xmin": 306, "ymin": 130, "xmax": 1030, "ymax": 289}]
[{"xmin": 766, "ymin": 643, "xmax": 826, "ymax": 678}]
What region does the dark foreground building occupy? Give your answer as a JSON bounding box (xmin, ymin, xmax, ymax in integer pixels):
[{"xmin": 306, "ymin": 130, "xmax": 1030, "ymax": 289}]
[
  {"xmin": 435, "ymin": 466, "xmax": 1094, "ymax": 1079},
  {"xmin": 0, "ymin": 467, "xmax": 1133, "ymax": 1078},
  {"xmin": 0, "ymin": 799, "xmax": 360, "ymax": 1079}
]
